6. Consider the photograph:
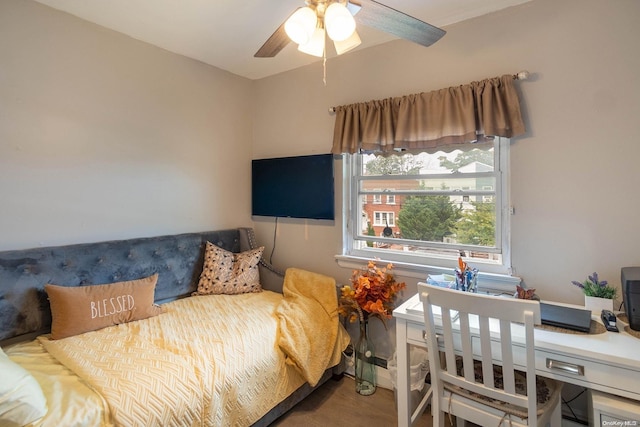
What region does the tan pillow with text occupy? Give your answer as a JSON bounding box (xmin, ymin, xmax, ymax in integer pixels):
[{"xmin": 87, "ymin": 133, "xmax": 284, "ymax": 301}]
[{"xmin": 45, "ymin": 274, "xmax": 164, "ymax": 340}]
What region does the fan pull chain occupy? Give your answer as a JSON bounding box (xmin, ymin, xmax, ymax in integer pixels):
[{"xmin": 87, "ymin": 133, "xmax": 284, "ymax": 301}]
[{"xmin": 323, "ymin": 50, "xmax": 327, "ymax": 86}]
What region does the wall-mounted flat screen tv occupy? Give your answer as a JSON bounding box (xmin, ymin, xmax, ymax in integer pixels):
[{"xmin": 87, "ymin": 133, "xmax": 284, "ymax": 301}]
[{"xmin": 252, "ymin": 154, "xmax": 335, "ymax": 220}]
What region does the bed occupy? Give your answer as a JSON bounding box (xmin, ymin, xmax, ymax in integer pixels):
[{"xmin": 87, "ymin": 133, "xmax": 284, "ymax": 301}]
[{"xmin": 0, "ymin": 228, "xmax": 349, "ymax": 427}]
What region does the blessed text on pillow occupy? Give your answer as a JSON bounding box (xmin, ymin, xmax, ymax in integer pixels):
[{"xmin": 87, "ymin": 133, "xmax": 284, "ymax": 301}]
[{"xmin": 45, "ymin": 273, "xmax": 164, "ymax": 340}]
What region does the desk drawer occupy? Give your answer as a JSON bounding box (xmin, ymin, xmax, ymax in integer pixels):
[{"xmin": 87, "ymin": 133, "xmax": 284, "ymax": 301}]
[
  {"xmin": 479, "ymin": 339, "xmax": 640, "ymax": 399},
  {"xmin": 536, "ymin": 350, "xmax": 640, "ymax": 398}
]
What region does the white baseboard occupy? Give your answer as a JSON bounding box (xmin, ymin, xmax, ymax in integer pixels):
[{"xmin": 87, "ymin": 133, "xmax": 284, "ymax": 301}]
[{"xmin": 377, "ymin": 366, "xmax": 393, "ymax": 390}]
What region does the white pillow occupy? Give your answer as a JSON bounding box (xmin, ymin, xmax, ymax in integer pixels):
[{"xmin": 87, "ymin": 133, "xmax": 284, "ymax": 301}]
[{"xmin": 0, "ymin": 346, "xmax": 47, "ymax": 426}]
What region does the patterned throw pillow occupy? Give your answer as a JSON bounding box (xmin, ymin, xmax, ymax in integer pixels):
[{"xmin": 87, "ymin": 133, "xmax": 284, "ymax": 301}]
[{"xmin": 193, "ymin": 242, "xmax": 264, "ymax": 295}]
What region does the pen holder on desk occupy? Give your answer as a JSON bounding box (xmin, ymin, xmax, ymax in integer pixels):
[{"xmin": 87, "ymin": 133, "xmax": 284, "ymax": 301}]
[{"xmin": 455, "ymin": 268, "xmax": 478, "ymax": 292}]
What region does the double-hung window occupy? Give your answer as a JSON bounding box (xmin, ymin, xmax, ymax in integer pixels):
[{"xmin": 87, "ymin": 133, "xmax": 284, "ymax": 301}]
[{"xmin": 342, "ymin": 137, "xmax": 512, "ymax": 276}]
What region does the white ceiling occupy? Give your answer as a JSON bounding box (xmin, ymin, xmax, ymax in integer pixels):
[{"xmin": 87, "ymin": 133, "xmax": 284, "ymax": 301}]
[{"xmin": 34, "ymin": 0, "xmax": 531, "ymax": 80}]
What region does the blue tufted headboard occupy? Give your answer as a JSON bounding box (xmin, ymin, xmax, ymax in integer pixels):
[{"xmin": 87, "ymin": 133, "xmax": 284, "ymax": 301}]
[{"xmin": 0, "ymin": 228, "xmax": 283, "ymax": 345}]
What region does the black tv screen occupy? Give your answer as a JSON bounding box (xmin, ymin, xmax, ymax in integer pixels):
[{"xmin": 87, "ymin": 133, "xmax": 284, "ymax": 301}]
[{"xmin": 252, "ymin": 154, "xmax": 335, "ymax": 220}]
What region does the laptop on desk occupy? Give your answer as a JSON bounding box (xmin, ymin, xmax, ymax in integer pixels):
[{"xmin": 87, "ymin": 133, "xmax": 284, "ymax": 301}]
[{"xmin": 540, "ymin": 302, "xmax": 592, "ymax": 333}]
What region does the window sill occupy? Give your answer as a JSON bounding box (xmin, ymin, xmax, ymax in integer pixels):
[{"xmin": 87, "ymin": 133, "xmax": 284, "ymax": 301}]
[{"xmin": 335, "ymin": 254, "xmax": 521, "ymax": 295}]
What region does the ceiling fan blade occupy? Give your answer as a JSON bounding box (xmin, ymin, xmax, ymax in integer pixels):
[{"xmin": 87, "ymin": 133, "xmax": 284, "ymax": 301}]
[
  {"xmin": 351, "ymin": 0, "xmax": 446, "ymax": 47},
  {"xmin": 254, "ymin": 22, "xmax": 290, "ymax": 57},
  {"xmin": 254, "ymin": 14, "xmax": 293, "ymax": 58}
]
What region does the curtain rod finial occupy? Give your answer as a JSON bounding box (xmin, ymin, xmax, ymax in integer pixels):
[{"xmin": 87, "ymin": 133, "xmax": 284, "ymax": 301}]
[
  {"xmin": 329, "ymin": 107, "xmax": 336, "ymax": 114},
  {"xmin": 515, "ymin": 70, "xmax": 530, "ymax": 80}
]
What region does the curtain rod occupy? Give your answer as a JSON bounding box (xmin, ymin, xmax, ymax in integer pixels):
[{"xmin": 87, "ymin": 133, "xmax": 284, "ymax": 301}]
[{"xmin": 328, "ymin": 70, "xmax": 530, "ymax": 114}]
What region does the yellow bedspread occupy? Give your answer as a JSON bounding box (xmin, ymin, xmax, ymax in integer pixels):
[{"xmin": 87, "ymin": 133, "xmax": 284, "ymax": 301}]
[
  {"xmin": 39, "ymin": 292, "xmax": 306, "ymax": 427},
  {"xmin": 276, "ymin": 268, "xmax": 350, "ymax": 387}
]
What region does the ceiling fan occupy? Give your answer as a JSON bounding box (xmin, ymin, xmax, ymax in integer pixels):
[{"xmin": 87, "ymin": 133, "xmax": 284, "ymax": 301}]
[{"xmin": 254, "ymin": 0, "xmax": 446, "ymax": 58}]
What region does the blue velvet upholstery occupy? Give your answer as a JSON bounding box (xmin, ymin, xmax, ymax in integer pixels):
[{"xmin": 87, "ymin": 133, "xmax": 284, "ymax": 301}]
[{"xmin": 0, "ymin": 230, "xmax": 240, "ymax": 343}]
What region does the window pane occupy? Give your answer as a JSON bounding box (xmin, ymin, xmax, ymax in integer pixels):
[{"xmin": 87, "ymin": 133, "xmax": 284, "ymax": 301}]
[
  {"xmin": 361, "ymin": 146, "xmax": 494, "ymax": 176},
  {"xmin": 351, "ymin": 141, "xmax": 504, "ymax": 266}
]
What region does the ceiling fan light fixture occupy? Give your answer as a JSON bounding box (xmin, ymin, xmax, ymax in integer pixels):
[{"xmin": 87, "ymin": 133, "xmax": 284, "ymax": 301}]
[
  {"xmin": 298, "ymin": 27, "xmax": 325, "ymax": 57},
  {"xmin": 334, "ymin": 29, "xmax": 361, "ymax": 55},
  {"xmin": 284, "ymin": 7, "xmax": 317, "ymax": 45},
  {"xmin": 324, "ymin": 2, "xmax": 356, "ymax": 42}
]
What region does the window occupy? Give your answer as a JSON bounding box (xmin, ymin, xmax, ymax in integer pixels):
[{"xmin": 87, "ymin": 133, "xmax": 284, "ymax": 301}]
[
  {"xmin": 342, "ymin": 138, "xmax": 511, "ymax": 275},
  {"xmin": 373, "ymin": 211, "xmax": 395, "ymax": 227}
]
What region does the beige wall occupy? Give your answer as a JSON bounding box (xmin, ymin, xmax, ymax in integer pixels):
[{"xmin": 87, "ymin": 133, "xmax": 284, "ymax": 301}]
[
  {"xmin": 251, "ymin": 0, "xmax": 640, "ymax": 354},
  {"xmin": 0, "ymin": 0, "xmax": 253, "ymax": 250}
]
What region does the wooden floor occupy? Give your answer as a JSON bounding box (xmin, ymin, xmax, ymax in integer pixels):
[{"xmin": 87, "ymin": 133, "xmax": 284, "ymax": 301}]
[{"xmin": 272, "ymin": 375, "xmax": 437, "ymax": 427}]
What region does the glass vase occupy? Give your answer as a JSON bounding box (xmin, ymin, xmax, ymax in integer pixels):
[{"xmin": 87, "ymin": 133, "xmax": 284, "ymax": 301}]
[{"xmin": 355, "ymin": 319, "xmax": 376, "ymax": 395}]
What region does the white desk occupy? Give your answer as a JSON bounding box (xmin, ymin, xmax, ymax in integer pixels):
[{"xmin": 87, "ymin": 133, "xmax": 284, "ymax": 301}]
[{"xmin": 393, "ymin": 293, "xmax": 640, "ymax": 427}]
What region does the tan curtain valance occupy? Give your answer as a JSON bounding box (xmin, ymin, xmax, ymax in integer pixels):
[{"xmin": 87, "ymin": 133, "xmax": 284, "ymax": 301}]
[{"xmin": 331, "ymin": 74, "xmax": 525, "ymax": 154}]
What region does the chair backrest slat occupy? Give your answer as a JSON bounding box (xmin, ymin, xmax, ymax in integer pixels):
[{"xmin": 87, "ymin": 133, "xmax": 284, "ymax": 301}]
[
  {"xmin": 478, "ymin": 315, "xmax": 495, "ymax": 388},
  {"xmin": 524, "ymin": 311, "xmax": 538, "ymax": 422},
  {"xmin": 418, "ymin": 283, "xmax": 541, "ymax": 425},
  {"xmin": 458, "ymin": 314, "xmax": 475, "ymax": 382},
  {"xmin": 500, "ymin": 318, "xmax": 517, "ymax": 394},
  {"xmin": 442, "ymin": 307, "xmax": 458, "ymax": 377}
]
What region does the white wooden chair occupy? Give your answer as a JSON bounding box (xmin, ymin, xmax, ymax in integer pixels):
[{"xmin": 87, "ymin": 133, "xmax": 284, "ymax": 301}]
[{"xmin": 417, "ymin": 282, "xmax": 563, "ymax": 427}]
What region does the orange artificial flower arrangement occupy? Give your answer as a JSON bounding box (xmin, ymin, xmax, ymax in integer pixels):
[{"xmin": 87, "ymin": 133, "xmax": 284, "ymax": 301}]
[{"xmin": 338, "ymin": 260, "xmax": 406, "ymax": 326}]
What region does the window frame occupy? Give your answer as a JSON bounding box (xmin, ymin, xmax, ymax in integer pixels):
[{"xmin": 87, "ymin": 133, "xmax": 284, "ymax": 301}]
[{"xmin": 341, "ymin": 138, "xmax": 513, "ymax": 277}]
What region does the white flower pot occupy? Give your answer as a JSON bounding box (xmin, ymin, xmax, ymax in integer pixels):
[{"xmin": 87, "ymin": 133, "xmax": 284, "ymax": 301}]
[{"xmin": 584, "ymin": 295, "xmax": 613, "ymax": 315}]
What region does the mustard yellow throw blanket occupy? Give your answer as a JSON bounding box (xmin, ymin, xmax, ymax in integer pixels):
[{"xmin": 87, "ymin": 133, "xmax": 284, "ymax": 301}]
[{"xmin": 276, "ymin": 268, "xmax": 351, "ymax": 386}]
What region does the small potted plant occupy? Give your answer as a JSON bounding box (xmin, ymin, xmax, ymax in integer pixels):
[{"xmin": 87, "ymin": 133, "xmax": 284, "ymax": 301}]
[{"xmin": 571, "ymin": 272, "xmax": 617, "ymax": 314}]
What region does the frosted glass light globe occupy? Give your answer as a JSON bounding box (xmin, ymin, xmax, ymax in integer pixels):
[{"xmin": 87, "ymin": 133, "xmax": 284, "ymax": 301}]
[
  {"xmin": 325, "ymin": 3, "xmax": 356, "ymax": 42},
  {"xmin": 285, "ymin": 7, "xmax": 318, "ymax": 45}
]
